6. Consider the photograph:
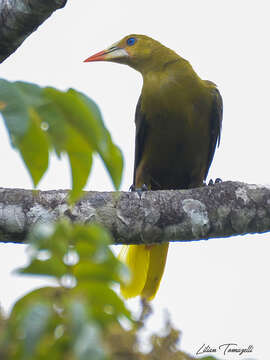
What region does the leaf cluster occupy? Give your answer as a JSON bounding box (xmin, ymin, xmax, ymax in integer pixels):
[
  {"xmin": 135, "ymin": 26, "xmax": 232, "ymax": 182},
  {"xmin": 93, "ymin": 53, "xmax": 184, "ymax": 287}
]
[
  {"xmin": 0, "ymin": 221, "xmax": 131, "ymax": 360},
  {"xmin": 0, "ymin": 80, "xmax": 123, "ymax": 201}
]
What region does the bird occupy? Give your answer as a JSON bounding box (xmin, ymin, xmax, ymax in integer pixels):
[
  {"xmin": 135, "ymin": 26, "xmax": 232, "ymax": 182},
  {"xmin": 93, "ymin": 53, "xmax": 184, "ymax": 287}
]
[{"xmin": 84, "ymin": 34, "xmax": 222, "ymax": 300}]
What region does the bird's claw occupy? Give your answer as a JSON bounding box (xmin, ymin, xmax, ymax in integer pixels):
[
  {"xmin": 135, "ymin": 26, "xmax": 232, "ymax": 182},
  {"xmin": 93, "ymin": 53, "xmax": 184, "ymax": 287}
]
[
  {"xmin": 208, "ymin": 178, "xmax": 222, "ymax": 186},
  {"xmin": 141, "ymin": 184, "xmax": 148, "ymax": 191},
  {"xmin": 129, "ymin": 183, "xmax": 149, "ymax": 198},
  {"xmin": 129, "ymin": 184, "xmax": 136, "ymax": 192}
]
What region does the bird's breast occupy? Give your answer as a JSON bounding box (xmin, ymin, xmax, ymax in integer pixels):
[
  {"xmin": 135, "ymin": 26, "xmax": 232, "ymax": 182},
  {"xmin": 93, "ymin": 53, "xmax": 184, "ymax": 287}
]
[{"xmin": 136, "ymin": 77, "xmax": 212, "ymax": 189}]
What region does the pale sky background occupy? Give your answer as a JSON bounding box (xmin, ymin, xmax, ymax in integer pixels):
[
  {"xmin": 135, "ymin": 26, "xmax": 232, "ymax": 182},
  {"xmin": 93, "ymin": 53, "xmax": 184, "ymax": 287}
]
[{"xmin": 0, "ymin": 1, "xmax": 269, "ymax": 359}]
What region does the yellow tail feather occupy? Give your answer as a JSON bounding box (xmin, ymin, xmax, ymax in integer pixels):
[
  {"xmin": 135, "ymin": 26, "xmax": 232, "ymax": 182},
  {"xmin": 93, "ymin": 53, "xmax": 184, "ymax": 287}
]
[
  {"xmin": 118, "ymin": 243, "xmax": 169, "ymax": 300},
  {"xmin": 141, "ymin": 242, "xmax": 169, "ymax": 300}
]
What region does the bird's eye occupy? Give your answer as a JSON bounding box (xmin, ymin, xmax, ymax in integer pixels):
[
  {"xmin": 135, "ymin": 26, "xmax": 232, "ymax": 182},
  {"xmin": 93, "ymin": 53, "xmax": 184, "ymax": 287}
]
[{"xmin": 126, "ymin": 37, "xmax": 137, "ymax": 46}]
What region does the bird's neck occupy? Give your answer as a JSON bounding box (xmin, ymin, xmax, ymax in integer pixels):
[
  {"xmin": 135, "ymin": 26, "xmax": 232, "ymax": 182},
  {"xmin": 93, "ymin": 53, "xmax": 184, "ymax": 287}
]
[
  {"xmin": 141, "ymin": 48, "xmax": 180, "ymax": 75},
  {"xmin": 141, "ymin": 51, "xmax": 199, "ymax": 90},
  {"xmin": 140, "ymin": 53, "xmax": 203, "ymax": 115}
]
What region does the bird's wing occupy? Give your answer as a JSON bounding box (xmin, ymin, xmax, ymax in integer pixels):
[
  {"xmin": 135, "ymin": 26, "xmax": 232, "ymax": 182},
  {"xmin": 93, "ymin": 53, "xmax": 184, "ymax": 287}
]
[
  {"xmin": 133, "ymin": 95, "xmax": 149, "ymax": 186},
  {"xmin": 205, "ymin": 86, "xmax": 223, "ymax": 179}
]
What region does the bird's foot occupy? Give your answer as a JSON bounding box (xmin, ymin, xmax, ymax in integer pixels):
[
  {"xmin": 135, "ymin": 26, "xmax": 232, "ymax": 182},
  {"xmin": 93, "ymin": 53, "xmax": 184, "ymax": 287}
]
[
  {"xmin": 129, "ymin": 184, "xmax": 136, "ymax": 192},
  {"xmin": 129, "ymin": 184, "xmax": 149, "ymax": 198},
  {"xmin": 208, "ymin": 178, "xmax": 222, "ymax": 186}
]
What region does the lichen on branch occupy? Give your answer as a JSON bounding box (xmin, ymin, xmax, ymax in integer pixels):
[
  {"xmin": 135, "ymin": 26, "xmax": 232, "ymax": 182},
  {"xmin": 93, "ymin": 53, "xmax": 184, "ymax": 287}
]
[{"xmin": 0, "ymin": 181, "xmax": 270, "ymax": 244}]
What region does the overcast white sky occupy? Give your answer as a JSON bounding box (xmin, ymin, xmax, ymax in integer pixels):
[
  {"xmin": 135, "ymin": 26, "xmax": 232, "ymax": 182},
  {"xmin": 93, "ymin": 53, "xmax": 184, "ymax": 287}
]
[{"xmin": 0, "ymin": 1, "xmax": 269, "ymax": 359}]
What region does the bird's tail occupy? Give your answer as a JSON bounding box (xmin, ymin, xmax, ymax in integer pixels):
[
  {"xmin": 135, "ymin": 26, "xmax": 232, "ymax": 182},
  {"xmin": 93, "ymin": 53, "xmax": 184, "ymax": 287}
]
[{"xmin": 118, "ymin": 243, "xmax": 169, "ymax": 300}]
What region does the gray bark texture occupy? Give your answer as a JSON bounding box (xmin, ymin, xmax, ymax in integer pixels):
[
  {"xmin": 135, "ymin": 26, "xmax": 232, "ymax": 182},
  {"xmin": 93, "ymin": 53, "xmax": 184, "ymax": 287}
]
[
  {"xmin": 0, "ymin": 181, "xmax": 270, "ymax": 244},
  {"xmin": 0, "ymin": 0, "xmax": 67, "ymax": 63}
]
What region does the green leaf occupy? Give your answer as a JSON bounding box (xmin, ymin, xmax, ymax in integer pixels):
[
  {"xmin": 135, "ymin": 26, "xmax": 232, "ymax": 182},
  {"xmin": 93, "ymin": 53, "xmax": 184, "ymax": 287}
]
[
  {"xmin": 34, "ymin": 99, "xmax": 94, "ymax": 200},
  {"xmin": 9, "ymin": 287, "xmax": 58, "ymax": 317},
  {"xmin": 73, "ymin": 283, "xmax": 131, "ymax": 324},
  {"xmin": 101, "ymin": 136, "xmax": 123, "ymax": 190},
  {"xmin": 35, "ymin": 100, "xmax": 68, "ymax": 158},
  {"xmin": 74, "ymin": 224, "xmax": 112, "ymax": 252},
  {"xmin": 17, "ymin": 222, "xmax": 71, "ymax": 280},
  {"xmin": 75, "ymin": 91, "xmax": 123, "ymax": 189},
  {"xmin": 74, "ymin": 323, "xmax": 106, "ymax": 360},
  {"xmin": 3, "ymin": 287, "xmax": 63, "ymax": 359},
  {"xmin": 15, "ymin": 81, "xmax": 49, "ymax": 108},
  {"xmin": 16, "ymin": 108, "xmax": 50, "ymax": 186},
  {"xmin": 19, "ymin": 257, "xmax": 67, "ymax": 278},
  {"xmin": 2, "ymin": 220, "xmax": 132, "ymax": 358},
  {"xmin": 27, "ymin": 222, "xmax": 69, "ymax": 258},
  {"xmin": 65, "ymin": 125, "xmax": 93, "ymax": 202},
  {"xmin": 0, "ymin": 81, "xmax": 50, "ymax": 185},
  {"xmin": 73, "ymin": 258, "xmax": 122, "ymax": 283},
  {"xmin": 45, "ymin": 87, "xmax": 123, "ymax": 189},
  {"xmin": 69, "ymin": 301, "xmax": 106, "ymax": 360},
  {"xmin": 0, "ymin": 79, "xmax": 30, "ymax": 141},
  {"xmin": 22, "ymin": 303, "xmax": 51, "ymax": 358},
  {"xmin": 72, "ymin": 224, "xmax": 127, "ymax": 285},
  {"xmin": 0, "ymin": 79, "xmax": 123, "ymax": 198},
  {"xmin": 73, "ymin": 260, "xmax": 115, "ymax": 282}
]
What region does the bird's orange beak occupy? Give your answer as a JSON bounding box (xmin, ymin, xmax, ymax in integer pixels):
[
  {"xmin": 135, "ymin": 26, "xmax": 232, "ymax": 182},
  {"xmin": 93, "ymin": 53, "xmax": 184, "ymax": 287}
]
[
  {"xmin": 84, "ymin": 45, "xmax": 128, "ymax": 63},
  {"xmin": 84, "ymin": 50, "xmax": 107, "ymax": 62}
]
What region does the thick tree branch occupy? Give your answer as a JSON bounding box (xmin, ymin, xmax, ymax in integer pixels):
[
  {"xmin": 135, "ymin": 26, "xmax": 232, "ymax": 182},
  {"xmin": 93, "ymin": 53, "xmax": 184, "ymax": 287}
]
[
  {"xmin": 0, "ymin": 181, "xmax": 270, "ymax": 244},
  {"xmin": 0, "ymin": 0, "xmax": 67, "ymax": 63}
]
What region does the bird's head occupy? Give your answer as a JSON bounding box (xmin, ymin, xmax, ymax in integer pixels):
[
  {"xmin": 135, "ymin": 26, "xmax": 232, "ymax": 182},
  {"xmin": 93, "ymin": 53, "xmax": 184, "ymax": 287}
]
[{"xmin": 84, "ymin": 34, "xmax": 173, "ymax": 73}]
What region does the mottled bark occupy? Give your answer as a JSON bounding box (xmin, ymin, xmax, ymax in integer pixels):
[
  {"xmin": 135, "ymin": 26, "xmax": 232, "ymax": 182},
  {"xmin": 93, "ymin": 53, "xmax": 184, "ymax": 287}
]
[
  {"xmin": 0, "ymin": 0, "xmax": 67, "ymax": 63},
  {"xmin": 0, "ymin": 181, "xmax": 270, "ymax": 244}
]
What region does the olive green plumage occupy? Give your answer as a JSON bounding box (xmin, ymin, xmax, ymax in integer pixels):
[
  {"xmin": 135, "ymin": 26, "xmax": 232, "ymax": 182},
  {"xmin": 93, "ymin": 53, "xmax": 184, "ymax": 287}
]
[
  {"xmin": 85, "ymin": 34, "xmax": 222, "ymax": 299},
  {"xmin": 125, "ymin": 36, "xmax": 222, "ymax": 190}
]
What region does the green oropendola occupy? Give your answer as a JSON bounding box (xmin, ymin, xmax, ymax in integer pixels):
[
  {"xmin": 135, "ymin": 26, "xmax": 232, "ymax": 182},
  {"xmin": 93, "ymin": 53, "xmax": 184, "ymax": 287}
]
[{"xmin": 84, "ymin": 34, "xmax": 223, "ymax": 300}]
